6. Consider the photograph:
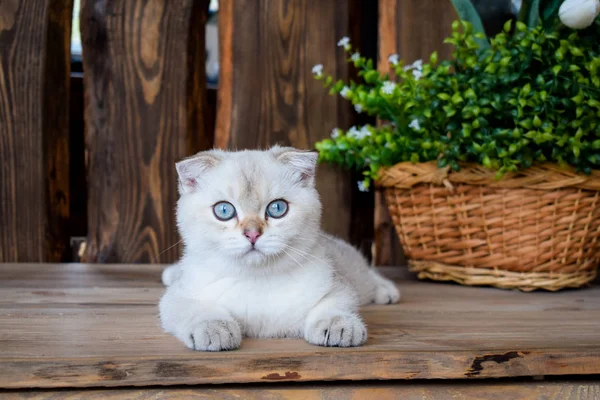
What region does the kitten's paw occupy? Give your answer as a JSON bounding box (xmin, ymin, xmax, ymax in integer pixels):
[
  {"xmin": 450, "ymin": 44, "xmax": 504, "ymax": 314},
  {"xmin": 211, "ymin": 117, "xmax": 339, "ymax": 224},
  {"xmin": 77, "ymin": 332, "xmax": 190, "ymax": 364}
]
[
  {"xmin": 161, "ymin": 265, "xmax": 180, "ymax": 286},
  {"xmin": 187, "ymin": 320, "xmax": 242, "ymax": 351},
  {"xmin": 305, "ymin": 314, "xmax": 367, "ymax": 347},
  {"xmin": 374, "ymin": 279, "xmax": 401, "ymax": 305}
]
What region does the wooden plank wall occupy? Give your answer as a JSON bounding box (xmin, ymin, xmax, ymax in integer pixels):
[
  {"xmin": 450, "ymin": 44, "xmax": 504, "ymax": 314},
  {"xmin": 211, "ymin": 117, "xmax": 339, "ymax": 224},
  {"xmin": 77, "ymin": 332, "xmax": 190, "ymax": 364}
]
[
  {"xmin": 80, "ymin": 0, "xmax": 210, "ymax": 263},
  {"xmin": 375, "ymin": 0, "xmax": 457, "ymax": 265},
  {"xmin": 215, "ymin": 0, "xmax": 359, "ymax": 242},
  {"xmin": 0, "ymin": 0, "xmax": 73, "ymax": 262}
]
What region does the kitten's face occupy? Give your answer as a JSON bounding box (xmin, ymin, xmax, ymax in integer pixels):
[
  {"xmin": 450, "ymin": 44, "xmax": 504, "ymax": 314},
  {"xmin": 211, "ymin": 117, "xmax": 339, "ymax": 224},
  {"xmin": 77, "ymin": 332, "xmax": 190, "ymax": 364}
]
[{"xmin": 175, "ymin": 147, "xmax": 322, "ymax": 267}]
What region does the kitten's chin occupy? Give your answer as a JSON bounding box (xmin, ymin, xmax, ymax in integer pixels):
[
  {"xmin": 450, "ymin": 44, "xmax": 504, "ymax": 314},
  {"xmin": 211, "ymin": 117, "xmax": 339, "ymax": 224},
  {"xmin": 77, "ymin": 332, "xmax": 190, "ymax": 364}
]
[{"xmin": 238, "ymin": 248, "xmax": 280, "ymax": 267}]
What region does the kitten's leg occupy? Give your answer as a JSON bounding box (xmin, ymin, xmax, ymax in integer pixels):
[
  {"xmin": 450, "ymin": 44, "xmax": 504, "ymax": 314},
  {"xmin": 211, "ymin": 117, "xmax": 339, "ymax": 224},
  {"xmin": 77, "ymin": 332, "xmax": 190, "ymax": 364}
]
[
  {"xmin": 159, "ymin": 289, "xmax": 241, "ymax": 351},
  {"xmin": 368, "ymin": 268, "xmax": 401, "ymax": 305},
  {"xmin": 303, "ymin": 287, "xmax": 367, "ymax": 347}
]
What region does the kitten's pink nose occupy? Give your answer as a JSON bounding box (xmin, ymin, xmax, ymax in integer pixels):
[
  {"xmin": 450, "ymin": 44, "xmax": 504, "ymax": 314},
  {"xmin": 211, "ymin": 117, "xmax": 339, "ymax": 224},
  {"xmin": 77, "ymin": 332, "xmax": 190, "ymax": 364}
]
[{"xmin": 244, "ymin": 229, "xmax": 261, "ymax": 245}]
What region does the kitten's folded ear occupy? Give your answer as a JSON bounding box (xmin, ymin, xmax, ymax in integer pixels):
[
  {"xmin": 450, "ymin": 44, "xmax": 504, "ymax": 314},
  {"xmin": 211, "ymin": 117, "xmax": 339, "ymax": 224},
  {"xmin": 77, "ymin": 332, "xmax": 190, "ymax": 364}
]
[
  {"xmin": 272, "ymin": 146, "xmax": 318, "ymax": 186},
  {"xmin": 175, "ymin": 151, "xmax": 222, "ymax": 194}
]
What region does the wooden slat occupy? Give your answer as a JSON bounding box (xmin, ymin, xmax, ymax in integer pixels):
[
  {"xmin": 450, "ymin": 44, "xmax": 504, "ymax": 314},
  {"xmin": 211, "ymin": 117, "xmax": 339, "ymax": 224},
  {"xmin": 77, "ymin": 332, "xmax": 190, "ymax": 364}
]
[
  {"xmin": 2, "ymin": 381, "xmax": 600, "ymax": 399},
  {"xmin": 80, "ymin": 0, "xmax": 210, "ymax": 263},
  {"xmin": 374, "ymin": 0, "xmax": 457, "ymax": 265},
  {"xmin": 0, "ymin": 0, "xmax": 72, "ymax": 262},
  {"xmin": 1, "ymin": 264, "xmax": 600, "ymax": 388},
  {"xmin": 215, "ymin": 0, "xmax": 354, "ymax": 241}
]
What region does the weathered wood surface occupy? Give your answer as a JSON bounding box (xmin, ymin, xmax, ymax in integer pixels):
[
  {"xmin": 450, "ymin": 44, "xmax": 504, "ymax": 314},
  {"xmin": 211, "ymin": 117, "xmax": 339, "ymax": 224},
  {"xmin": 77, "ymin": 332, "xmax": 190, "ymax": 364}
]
[
  {"xmin": 2, "ymin": 381, "xmax": 600, "ymax": 399},
  {"xmin": 80, "ymin": 0, "xmax": 210, "ymax": 263},
  {"xmin": 1, "ymin": 264, "xmax": 599, "ymax": 389},
  {"xmin": 0, "ymin": 0, "xmax": 72, "ymax": 262},
  {"xmin": 375, "ymin": 0, "xmax": 457, "ymax": 265},
  {"xmin": 215, "ymin": 0, "xmax": 354, "ymax": 241}
]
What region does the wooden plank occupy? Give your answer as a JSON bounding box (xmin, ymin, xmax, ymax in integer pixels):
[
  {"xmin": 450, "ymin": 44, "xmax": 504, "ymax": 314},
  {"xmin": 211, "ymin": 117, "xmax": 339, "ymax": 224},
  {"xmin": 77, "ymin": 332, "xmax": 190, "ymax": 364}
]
[
  {"xmin": 374, "ymin": 0, "xmax": 457, "ymax": 265},
  {"xmin": 0, "ymin": 0, "xmax": 72, "ymax": 262},
  {"xmin": 215, "ymin": 0, "xmax": 354, "ymax": 241},
  {"xmin": 1, "ymin": 264, "xmax": 600, "ymax": 388},
  {"xmin": 2, "ymin": 381, "xmax": 600, "ymax": 399},
  {"xmin": 80, "ymin": 0, "xmax": 210, "ymax": 263}
]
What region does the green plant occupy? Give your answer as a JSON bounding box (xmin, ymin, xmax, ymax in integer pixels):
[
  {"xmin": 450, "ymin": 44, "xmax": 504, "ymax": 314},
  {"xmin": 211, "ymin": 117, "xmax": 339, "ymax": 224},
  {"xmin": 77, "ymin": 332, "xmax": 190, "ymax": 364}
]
[{"xmin": 313, "ymin": 2, "xmax": 600, "ymax": 191}]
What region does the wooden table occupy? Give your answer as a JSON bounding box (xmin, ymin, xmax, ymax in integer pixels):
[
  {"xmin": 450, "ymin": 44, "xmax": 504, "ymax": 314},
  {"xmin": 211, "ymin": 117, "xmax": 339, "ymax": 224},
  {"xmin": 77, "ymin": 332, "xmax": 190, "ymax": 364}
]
[{"xmin": 1, "ymin": 263, "xmax": 600, "ymax": 397}]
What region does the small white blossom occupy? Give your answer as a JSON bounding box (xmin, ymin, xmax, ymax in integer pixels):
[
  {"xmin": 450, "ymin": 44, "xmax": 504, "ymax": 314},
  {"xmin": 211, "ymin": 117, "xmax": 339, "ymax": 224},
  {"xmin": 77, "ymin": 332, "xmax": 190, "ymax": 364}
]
[
  {"xmin": 559, "ymin": 0, "xmax": 600, "ymax": 29},
  {"xmin": 381, "ymin": 81, "xmax": 396, "ymax": 95},
  {"xmin": 403, "ymin": 59, "xmax": 423, "ymax": 71},
  {"xmin": 409, "ymin": 119, "xmax": 421, "ymax": 131},
  {"xmin": 312, "ymin": 64, "xmax": 323, "ymax": 77},
  {"xmin": 359, "ymin": 125, "xmax": 371, "ymax": 138},
  {"xmin": 385, "ymin": 141, "xmax": 392, "ymax": 148},
  {"xmin": 337, "ymin": 36, "xmax": 351, "ymax": 49},
  {"xmin": 354, "ymin": 103, "xmax": 363, "ymax": 113},
  {"xmin": 412, "ymin": 69, "xmax": 423, "ymax": 80},
  {"xmin": 347, "ymin": 126, "xmax": 361, "ymax": 139},
  {"xmin": 351, "ymin": 52, "xmax": 360, "ymax": 62},
  {"xmin": 330, "ymin": 128, "xmax": 341, "ymax": 139},
  {"xmin": 340, "ymin": 86, "xmax": 351, "ymax": 98},
  {"xmin": 388, "ymin": 54, "xmax": 400, "ymax": 66},
  {"xmin": 357, "ymin": 180, "xmax": 368, "ymax": 192}
]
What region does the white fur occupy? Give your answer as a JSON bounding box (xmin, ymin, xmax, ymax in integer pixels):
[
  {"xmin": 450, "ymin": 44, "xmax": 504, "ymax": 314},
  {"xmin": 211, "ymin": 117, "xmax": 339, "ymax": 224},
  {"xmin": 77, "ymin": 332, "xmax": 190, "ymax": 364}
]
[{"xmin": 159, "ymin": 146, "xmax": 400, "ymax": 351}]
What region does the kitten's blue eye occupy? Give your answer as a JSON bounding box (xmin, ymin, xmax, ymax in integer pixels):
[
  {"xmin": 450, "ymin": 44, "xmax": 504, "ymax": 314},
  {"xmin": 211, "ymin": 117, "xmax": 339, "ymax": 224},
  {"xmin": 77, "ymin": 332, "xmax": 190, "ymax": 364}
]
[
  {"xmin": 266, "ymin": 199, "xmax": 288, "ymax": 219},
  {"xmin": 213, "ymin": 201, "xmax": 236, "ymax": 221}
]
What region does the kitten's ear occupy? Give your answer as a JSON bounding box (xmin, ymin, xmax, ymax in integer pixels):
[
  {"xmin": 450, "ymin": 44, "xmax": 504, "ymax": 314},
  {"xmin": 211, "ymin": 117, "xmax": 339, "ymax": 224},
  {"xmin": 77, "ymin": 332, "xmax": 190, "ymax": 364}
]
[
  {"xmin": 273, "ymin": 147, "xmax": 318, "ymax": 186},
  {"xmin": 175, "ymin": 152, "xmax": 221, "ymax": 194}
]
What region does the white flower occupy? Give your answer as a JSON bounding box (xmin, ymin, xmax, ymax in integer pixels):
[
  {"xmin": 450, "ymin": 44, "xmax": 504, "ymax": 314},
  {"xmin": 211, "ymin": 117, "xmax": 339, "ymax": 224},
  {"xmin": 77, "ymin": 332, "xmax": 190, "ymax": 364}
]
[
  {"xmin": 347, "ymin": 125, "xmax": 371, "ymax": 140},
  {"xmin": 559, "ymin": 0, "xmax": 600, "ymax": 29},
  {"xmin": 359, "ymin": 125, "xmax": 371, "ymax": 138},
  {"xmin": 357, "ymin": 180, "xmax": 368, "ymax": 192},
  {"xmin": 409, "ymin": 119, "xmax": 421, "ymax": 131},
  {"xmin": 381, "ymin": 81, "xmax": 396, "ymax": 95},
  {"xmin": 312, "ymin": 64, "xmax": 323, "ymax": 77},
  {"xmin": 412, "ymin": 69, "xmax": 423, "ymax": 80},
  {"xmin": 347, "ymin": 126, "xmax": 361, "ymax": 139},
  {"xmin": 354, "ymin": 103, "xmax": 363, "ymax": 113},
  {"xmin": 388, "ymin": 54, "xmax": 400, "ymax": 66},
  {"xmin": 330, "ymin": 128, "xmax": 341, "ymax": 139},
  {"xmin": 337, "ymin": 36, "xmax": 351, "ymax": 49},
  {"xmin": 340, "ymin": 86, "xmax": 351, "ymax": 98},
  {"xmin": 351, "ymin": 52, "xmax": 360, "ymax": 62},
  {"xmin": 403, "ymin": 59, "xmax": 423, "ymax": 71}
]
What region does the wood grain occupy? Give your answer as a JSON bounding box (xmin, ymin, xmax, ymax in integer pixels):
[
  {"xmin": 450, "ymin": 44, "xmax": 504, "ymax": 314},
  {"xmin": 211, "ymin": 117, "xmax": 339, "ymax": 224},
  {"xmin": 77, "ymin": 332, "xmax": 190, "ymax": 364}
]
[
  {"xmin": 80, "ymin": 0, "xmax": 210, "ymax": 263},
  {"xmin": 215, "ymin": 0, "xmax": 354, "ymax": 240},
  {"xmin": 3, "ymin": 381, "xmax": 600, "ymax": 399},
  {"xmin": 375, "ymin": 0, "xmax": 457, "ymax": 265},
  {"xmin": 0, "ymin": 0, "xmax": 72, "ymax": 262},
  {"xmin": 1, "ymin": 263, "xmax": 599, "ymax": 388}
]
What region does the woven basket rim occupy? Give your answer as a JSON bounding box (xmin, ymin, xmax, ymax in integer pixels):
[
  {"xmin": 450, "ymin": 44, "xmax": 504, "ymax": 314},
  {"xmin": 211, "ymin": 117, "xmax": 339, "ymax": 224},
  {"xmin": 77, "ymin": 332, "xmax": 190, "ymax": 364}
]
[
  {"xmin": 376, "ymin": 161, "xmax": 600, "ymax": 191},
  {"xmin": 409, "ymin": 261, "xmax": 597, "ymax": 292}
]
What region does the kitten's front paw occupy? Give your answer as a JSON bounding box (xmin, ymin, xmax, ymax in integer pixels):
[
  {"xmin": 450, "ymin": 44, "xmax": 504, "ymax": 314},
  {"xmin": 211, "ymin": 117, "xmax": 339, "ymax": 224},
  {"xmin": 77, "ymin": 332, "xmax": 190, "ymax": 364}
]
[
  {"xmin": 187, "ymin": 320, "xmax": 242, "ymax": 351},
  {"xmin": 374, "ymin": 279, "xmax": 401, "ymax": 304},
  {"xmin": 305, "ymin": 314, "xmax": 367, "ymax": 347}
]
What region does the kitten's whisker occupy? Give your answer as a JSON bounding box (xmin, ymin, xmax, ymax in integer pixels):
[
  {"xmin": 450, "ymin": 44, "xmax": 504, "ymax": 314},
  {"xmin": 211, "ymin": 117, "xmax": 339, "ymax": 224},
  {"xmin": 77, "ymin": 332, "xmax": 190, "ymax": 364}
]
[
  {"xmin": 280, "ymin": 242, "xmax": 330, "ymax": 265},
  {"xmin": 152, "ymin": 240, "xmax": 183, "ymax": 262},
  {"xmin": 281, "ymin": 248, "xmax": 304, "ymax": 269}
]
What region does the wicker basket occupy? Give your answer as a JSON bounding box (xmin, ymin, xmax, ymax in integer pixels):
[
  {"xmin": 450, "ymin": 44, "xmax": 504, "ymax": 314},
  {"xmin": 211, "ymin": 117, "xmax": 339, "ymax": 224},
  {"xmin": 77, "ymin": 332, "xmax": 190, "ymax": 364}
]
[{"xmin": 377, "ymin": 162, "xmax": 600, "ymax": 291}]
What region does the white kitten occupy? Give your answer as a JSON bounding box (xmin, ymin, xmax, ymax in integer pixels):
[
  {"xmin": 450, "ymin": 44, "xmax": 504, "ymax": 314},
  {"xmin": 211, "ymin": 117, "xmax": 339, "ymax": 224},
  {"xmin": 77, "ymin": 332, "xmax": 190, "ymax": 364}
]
[{"xmin": 159, "ymin": 146, "xmax": 400, "ymax": 351}]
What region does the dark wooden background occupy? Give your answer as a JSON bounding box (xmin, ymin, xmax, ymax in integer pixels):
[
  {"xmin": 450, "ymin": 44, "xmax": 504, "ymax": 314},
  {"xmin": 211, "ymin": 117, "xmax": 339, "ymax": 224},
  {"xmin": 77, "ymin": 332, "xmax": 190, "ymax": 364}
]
[{"xmin": 0, "ymin": 0, "xmax": 457, "ymax": 264}]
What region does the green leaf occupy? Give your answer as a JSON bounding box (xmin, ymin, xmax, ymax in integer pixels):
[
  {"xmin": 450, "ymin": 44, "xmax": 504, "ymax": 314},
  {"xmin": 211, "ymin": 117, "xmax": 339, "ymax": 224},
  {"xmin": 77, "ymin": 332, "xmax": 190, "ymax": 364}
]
[
  {"xmin": 539, "ymin": 0, "xmax": 562, "ymax": 27},
  {"xmin": 518, "ymin": 0, "xmax": 541, "ymax": 28},
  {"xmin": 448, "ymin": 0, "xmax": 490, "ymax": 49}
]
